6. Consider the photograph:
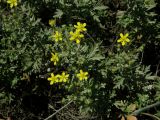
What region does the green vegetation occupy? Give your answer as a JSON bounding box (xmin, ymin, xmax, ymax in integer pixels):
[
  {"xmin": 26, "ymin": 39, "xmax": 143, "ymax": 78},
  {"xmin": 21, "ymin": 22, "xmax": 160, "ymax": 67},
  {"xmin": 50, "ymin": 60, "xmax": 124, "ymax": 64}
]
[{"xmin": 0, "ymin": 0, "xmax": 160, "ymax": 119}]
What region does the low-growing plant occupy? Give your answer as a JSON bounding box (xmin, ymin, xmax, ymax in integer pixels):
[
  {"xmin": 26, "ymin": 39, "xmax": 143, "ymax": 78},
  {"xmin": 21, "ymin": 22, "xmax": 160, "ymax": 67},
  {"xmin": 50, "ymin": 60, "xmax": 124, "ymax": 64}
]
[
  {"xmin": 45, "ymin": 21, "xmax": 157, "ymax": 119},
  {"xmin": 0, "ymin": 0, "xmax": 159, "ymax": 120}
]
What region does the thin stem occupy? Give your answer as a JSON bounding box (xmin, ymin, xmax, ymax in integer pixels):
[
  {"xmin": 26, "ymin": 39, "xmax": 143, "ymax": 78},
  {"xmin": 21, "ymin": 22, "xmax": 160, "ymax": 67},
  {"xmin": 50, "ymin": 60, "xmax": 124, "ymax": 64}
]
[
  {"xmin": 44, "ymin": 100, "xmax": 73, "ymax": 120},
  {"xmin": 141, "ymin": 113, "xmax": 160, "ymax": 120},
  {"xmin": 132, "ymin": 102, "xmax": 160, "ymax": 116}
]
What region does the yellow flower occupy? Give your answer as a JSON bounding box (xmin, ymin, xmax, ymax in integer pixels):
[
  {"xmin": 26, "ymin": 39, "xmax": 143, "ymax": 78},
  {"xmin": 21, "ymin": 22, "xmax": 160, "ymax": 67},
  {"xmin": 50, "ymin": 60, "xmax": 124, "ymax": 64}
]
[
  {"xmin": 117, "ymin": 33, "xmax": 130, "ymax": 46},
  {"xmin": 74, "ymin": 22, "xmax": 87, "ymax": 32},
  {"xmin": 77, "ymin": 70, "xmax": 88, "ymax": 81},
  {"xmin": 48, "ymin": 73, "xmax": 59, "ymax": 85},
  {"xmin": 58, "ymin": 72, "xmax": 69, "ymax": 82},
  {"xmin": 51, "ymin": 31, "xmax": 62, "ymax": 42},
  {"xmin": 7, "ymin": 0, "xmax": 18, "ymax": 8},
  {"xmin": 49, "ymin": 19, "xmax": 56, "ymax": 27},
  {"xmin": 48, "ymin": 72, "xmax": 69, "ymax": 85},
  {"xmin": 70, "ymin": 31, "xmax": 84, "ymax": 44},
  {"xmin": 50, "ymin": 53, "xmax": 59, "ymax": 65}
]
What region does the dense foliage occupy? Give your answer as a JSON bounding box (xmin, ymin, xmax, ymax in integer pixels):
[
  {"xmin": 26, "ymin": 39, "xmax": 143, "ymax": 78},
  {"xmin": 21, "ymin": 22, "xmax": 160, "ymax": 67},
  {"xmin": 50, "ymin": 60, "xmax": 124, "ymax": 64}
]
[{"xmin": 0, "ymin": 0, "xmax": 160, "ymax": 120}]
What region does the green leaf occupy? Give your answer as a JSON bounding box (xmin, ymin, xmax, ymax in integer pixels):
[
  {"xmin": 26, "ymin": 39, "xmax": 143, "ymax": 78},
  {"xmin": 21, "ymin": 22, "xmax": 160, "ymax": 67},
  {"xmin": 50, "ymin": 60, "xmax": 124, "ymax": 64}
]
[
  {"xmin": 145, "ymin": 75, "xmax": 156, "ymax": 80},
  {"xmin": 93, "ymin": 15, "xmax": 100, "ymax": 22},
  {"xmin": 90, "ymin": 54, "xmax": 104, "ymax": 61},
  {"xmin": 11, "ymin": 77, "xmax": 19, "ymax": 88},
  {"xmin": 93, "ymin": 5, "xmax": 108, "ymax": 10},
  {"xmin": 53, "ymin": 9, "xmax": 64, "ymax": 18},
  {"xmin": 86, "ymin": 43, "xmax": 104, "ymax": 62},
  {"xmin": 144, "ymin": 0, "xmax": 156, "ymax": 10},
  {"xmin": 32, "ymin": 18, "xmax": 41, "ymax": 26},
  {"xmin": 114, "ymin": 77, "xmax": 125, "ymax": 89}
]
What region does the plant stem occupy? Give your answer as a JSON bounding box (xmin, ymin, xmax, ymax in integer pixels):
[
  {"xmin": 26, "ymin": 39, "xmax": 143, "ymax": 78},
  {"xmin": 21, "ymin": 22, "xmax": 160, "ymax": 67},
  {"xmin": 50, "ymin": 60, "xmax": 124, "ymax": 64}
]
[
  {"xmin": 44, "ymin": 100, "xmax": 73, "ymax": 120},
  {"xmin": 132, "ymin": 102, "xmax": 160, "ymax": 116},
  {"xmin": 141, "ymin": 113, "xmax": 160, "ymax": 120}
]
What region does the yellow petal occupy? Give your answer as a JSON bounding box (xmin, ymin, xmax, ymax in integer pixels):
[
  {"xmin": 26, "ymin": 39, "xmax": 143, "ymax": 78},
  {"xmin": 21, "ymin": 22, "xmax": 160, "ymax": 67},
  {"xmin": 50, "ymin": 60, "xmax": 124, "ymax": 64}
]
[
  {"xmin": 70, "ymin": 37, "xmax": 74, "ymax": 41},
  {"xmin": 51, "ymin": 73, "xmax": 54, "ymax": 77},
  {"xmin": 70, "ymin": 31, "xmax": 74, "ymax": 35},
  {"xmin": 15, "ymin": 3, "xmax": 17, "ymax": 6},
  {"xmin": 117, "ymin": 39, "xmax": 122, "ymax": 42},
  {"xmin": 122, "ymin": 41, "xmax": 126, "ymax": 46},
  {"xmin": 77, "ymin": 74, "xmax": 80, "ymax": 77},
  {"xmin": 120, "ymin": 33, "xmax": 123, "ymax": 38},
  {"xmin": 7, "ymin": 1, "xmax": 11, "ymax": 3},
  {"xmin": 50, "ymin": 81, "xmax": 54, "ymax": 85},
  {"xmin": 61, "ymin": 72, "xmax": 65, "ymax": 75},
  {"xmin": 77, "ymin": 22, "xmax": 80, "ymax": 25},
  {"xmin": 83, "ymin": 28, "xmax": 87, "ymax": 31},
  {"xmin": 63, "ymin": 79, "xmax": 67, "ymax": 82},
  {"xmin": 76, "ymin": 39, "xmax": 80, "ymax": 44},
  {"xmin": 80, "ymin": 70, "xmax": 83, "ymax": 73},
  {"xmin": 79, "ymin": 34, "xmax": 84, "ymax": 38},
  {"xmin": 126, "ymin": 38, "xmax": 130, "ymax": 42},
  {"xmin": 85, "ymin": 72, "xmax": 88, "ymax": 75},
  {"xmin": 125, "ymin": 33, "xmax": 129, "ymax": 37},
  {"xmin": 10, "ymin": 4, "xmax": 13, "ymax": 8}
]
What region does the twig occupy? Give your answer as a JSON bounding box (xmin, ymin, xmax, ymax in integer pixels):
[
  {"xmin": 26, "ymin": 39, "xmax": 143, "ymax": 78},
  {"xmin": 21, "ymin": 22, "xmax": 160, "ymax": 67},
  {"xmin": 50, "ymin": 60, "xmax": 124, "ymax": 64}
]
[
  {"xmin": 155, "ymin": 61, "xmax": 160, "ymax": 76},
  {"xmin": 44, "ymin": 101, "xmax": 73, "ymax": 120},
  {"xmin": 141, "ymin": 113, "xmax": 160, "ymax": 120},
  {"xmin": 132, "ymin": 102, "xmax": 160, "ymax": 116}
]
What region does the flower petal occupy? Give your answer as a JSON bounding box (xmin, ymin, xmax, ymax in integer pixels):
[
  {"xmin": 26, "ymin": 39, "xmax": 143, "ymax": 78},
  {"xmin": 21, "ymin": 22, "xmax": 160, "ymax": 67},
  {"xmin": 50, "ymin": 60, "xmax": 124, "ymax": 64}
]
[
  {"xmin": 76, "ymin": 39, "xmax": 80, "ymax": 44},
  {"xmin": 126, "ymin": 38, "xmax": 130, "ymax": 42},
  {"xmin": 85, "ymin": 72, "xmax": 88, "ymax": 75},
  {"xmin": 80, "ymin": 70, "xmax": 83, "ymax": 73},
  {"xmin": 120, "ymin": 33, "xmax": 123, "ymax": 38},
  {"xmin": 124, "ymin": 33, "xmax": 129, "ymax": 37},
  {"xmin": 117, "ymin": 39, "xmax": 122, "ymax": 42},
  {"xmin": 77, "ymin": 22, "xmax": 80, "ymax": 25},
  {"xmin": 122, "ymin": 41, "xmax": 126, "ymax": 46},
  {"xmin": 51, "ymin": 73, "xmax": 54, "ymax": 77},
  {"xmin": 50, "ymin": 81, "xmax": 54, "ymax": 85}
]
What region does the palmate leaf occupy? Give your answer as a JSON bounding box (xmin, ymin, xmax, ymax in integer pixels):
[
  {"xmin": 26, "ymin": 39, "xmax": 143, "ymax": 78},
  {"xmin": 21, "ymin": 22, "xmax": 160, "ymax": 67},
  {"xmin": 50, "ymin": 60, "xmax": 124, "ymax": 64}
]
[
  {"xmin": 113, "ymin": 78, "xmax": 125, "ymax": 89},
  {"xmin": 144, "ymin": 0, "xmax": 156, "ymax": 10},
  {"xmin": 93, "ymin": 15, "xmax": 100, "ymax": 23},
  {"xmin": 87, "ymin": 43, "xmax": 104, "ymax": 61},
  {"xmin": 53, "ymin": 9, "xmax": 63, "ymax": 18}
]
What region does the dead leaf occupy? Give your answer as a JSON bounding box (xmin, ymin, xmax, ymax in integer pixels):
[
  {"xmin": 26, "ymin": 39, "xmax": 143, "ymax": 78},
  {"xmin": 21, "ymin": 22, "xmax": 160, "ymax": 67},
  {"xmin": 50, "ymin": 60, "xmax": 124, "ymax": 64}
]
[
  {"xmin": 126, "ymin": 115, "xmax": 137, "ymax": 120},
  {"xmin": 6, "ymin": 117, "xmax": 11, "ymax": 120},
  {"xmin": 121, "ymin": 116, "xmax": 125, "ymax": 120},
  {"xmin": 21, "ymin": 73, "xmax": 30, "ymax": 82}
]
